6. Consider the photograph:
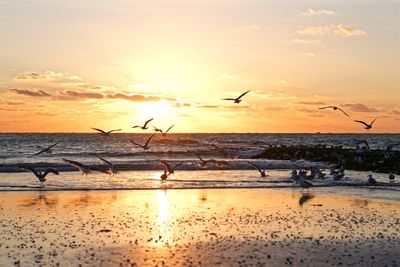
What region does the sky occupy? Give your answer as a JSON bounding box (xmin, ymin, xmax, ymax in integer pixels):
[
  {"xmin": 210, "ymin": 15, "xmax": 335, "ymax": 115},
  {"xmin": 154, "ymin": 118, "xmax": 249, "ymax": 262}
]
[{"xmin": 0, "ymin": 0, "xmax": 399, "ymax": 133}]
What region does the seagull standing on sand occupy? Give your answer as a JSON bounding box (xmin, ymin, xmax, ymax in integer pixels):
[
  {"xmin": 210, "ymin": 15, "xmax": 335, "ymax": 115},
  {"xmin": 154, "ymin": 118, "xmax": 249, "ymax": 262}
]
[
  {"xmin": 299, "ymin": 174, "xmax": 313, "ymax": 192},
  {"xmin": 153, "ymin": 124, "xmax": 175, "ymax": 137},
  {"xmin": 130, "ymin": 133, "xmax": 155, "ymax": 150},
  {"xmin": 368, "ymin": 174, "xmax": 377, "ymax": 185},
  {"xmin": 19, "ymin": 166, "xmax": 59, "ymax": 185},
  {"xmin": 132, "ymin": 118, "xmax": 154, "ymax": 130},
  {"xmin": 389, "ymin": 172, "xmax": 395, "ymax": 182},
  {"xmin": 318, "ymin": 106, "xmax": 350, "ymax": 117},
  {"xmin": 98, "ymin": 157, "xmax": 118, "ymax": 176},
  {"xmin": 30, "ymin": 143, "xmax": 58, "ymax": 157},
  {"xmin": 222, "ymin": 90, "xmax": 251, "ymax": 104},
  {"xmin": 62, "ymin": 159, "xmax": 91, "ymax": 176},
  {"xmin": 354, "ymin": 118, "xmax": 378, "ymax": 130},
  {"xmin": 91, "ymin": 128, "xmax": 122, "ymax": 136},
  {"xmin": 247, "ymin": 161, "xmax": 267, "ymax": 177}
]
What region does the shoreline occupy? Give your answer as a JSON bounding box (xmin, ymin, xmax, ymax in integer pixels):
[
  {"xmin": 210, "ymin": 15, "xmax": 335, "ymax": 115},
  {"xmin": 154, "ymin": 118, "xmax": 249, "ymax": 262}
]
[{"xmin": 1, "ymin": 188, "xmax": 399, "ymax": 266}]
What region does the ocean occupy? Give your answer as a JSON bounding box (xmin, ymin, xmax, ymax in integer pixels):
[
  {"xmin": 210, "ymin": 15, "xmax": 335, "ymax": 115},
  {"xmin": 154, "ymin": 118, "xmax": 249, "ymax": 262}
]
[{"xmin": 0, "ymin": 133, "xmax": 399, "ymax": 199}]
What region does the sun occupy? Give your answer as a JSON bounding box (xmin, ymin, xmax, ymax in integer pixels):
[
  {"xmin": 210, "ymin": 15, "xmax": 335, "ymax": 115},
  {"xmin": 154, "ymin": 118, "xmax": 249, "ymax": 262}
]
[{"xmin": 137, "ymin": 101, "xmax": 173, "ymax": 123}]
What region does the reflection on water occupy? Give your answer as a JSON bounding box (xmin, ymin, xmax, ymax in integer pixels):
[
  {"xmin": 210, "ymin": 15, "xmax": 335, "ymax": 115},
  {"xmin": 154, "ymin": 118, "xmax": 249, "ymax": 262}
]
[
  {"xmin": 199, "ymin": 190, "xmax": 208, "ymax": 202},
  {"xmin": 19, "ymin": 191, "xmax": 58, "ymax": 208},
  {"xmin": 157, "ymin": 189, "xmax": 169, "ymax": 227},
  {"xmin": 298, "ymin": 193, "xmax": 315, "ymax": 207}
]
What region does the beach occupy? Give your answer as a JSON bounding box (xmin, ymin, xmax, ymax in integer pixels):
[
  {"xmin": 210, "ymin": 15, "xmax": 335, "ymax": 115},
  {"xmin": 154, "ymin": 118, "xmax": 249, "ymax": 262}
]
[{"xmin": 1, "ymin": 188, "xmax": 399, "ymax": 266}]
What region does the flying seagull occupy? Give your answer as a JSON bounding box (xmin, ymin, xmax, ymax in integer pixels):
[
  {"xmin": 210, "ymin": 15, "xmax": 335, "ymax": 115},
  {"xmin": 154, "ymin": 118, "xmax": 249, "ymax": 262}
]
[
  {"xmin": 19, "ymin": 166, "xmax": 59, "ymax": 184},
  {"xmin": 91, "ymin": 128, "xmax": 122, "ymax": 136},
  {"xmin": 98, "ymin": 157, "xmax": 118, "ymax": 176},
  {"xmin": 222, "ymin": 90, "xmax": 251, "ymax": 104},
  {"xmin": 186, "ymin": 150, "xmax": 212, "ymax": 168},
  {"xmin": 354, "ymin": 118, "xmax": 377, "ymax": 130},
  {"xmin": 130, "ymin": 133, "xmax": 155, "ymax": 150},
  {"xmin": 62, "ymin": 159, "xmax": 91, "ymax": 176},
  {"xmin": 247, "ymin": 161, "xmax": 267, "ymax": 177},
  {"xmin": 30, "ymin": 143, "xmax": 58, "ymax": 157},
  {"xmin": 318, "ymin": 106, "xmax": 350, "ymax": 117},
  {"xmin": 132, "ymin": 118, "xmax": 154, "ymax": 130},
  {"xmin": 153, "ymin": 124, "xmax": 175, "ymax": 137},
  {"xmin": 160, "ymin": 160, "xmax": 184, "ymax": 175}
]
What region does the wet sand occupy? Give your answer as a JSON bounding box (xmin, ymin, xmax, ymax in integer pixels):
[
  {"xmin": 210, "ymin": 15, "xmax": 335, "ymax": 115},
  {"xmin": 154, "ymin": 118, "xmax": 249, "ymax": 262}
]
[{"xmin": 0, "ymin": 188, "xmax": 399, "ymax": 266}]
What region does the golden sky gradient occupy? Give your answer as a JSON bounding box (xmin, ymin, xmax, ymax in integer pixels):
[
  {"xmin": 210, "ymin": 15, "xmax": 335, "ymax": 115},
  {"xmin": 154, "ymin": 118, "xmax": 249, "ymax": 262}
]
[{"xmin": 0, "ymin": 1, "xmax": 399, "ymax": 133}]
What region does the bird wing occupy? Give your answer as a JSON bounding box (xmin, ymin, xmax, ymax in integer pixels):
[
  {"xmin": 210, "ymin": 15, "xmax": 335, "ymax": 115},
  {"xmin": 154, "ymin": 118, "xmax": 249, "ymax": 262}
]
[
  {"xmin": 62, "ymin": 159, "xmax": 85, "ymax": 169},
  {"xmin": 173, "ymin": 162, "xmax": 184, "ymax": 168},
  {"xmin": 153, "ymin": 126, "xmax": 163, "ymax": 133},
  {"xmin": 164, "ymin": 124, "xmax": 175, "ymax": 134},
  {"xmin": 44, "ymin": 168, "xmax": 59, "ymax": 176},
  {"xmin": 98, "ymin": 157, "xmax": 113, "ymax": 167},
  {"xmin": 337, "ymin": 108, "xmax": 350, "ymax": 117},
  {"xmin": 370, "ymin": 117, "xmax": 378, "ymax": 126},
  {"xmin": 19, "ymin": 166, "xmax": 39, "ymax": 176},
  {"xmin": 318, "ymin": 106, "xmax": 334, "ymax": 110},
  {"xmin": 107, "ymin": 129, "xmax": 122, "ymax": 134},
  {"xmin": 145, "ymin": 133, "xmax": 155, "ymax": 146},
  {"xmin": 30, "ymin": 143, "xmax": 58, "ymax": 157},
  {"xmin": 91, "ymin": 128, "xmax": 107, "ymax": 134},
  {"xmin": 222, "ymin": 98, "xmax": 236, "ymax": 101},
  {"xmin": 247, "ymin": 161, "xmax": 262, "ymax": 173},
  {"xmin": 236, "ymin": 90, "xmax": 251, "ymax": 100},
  {"xmin": 132, "ymin": 126, "xmax": 140, "ymax": 129},
  {"xmin": 130, "ymin": 140, "xmax": 144, "ymax": 148},
  {"xmin": 143, "ymin": 118, "xmax": 154, "ymax": 128},
  {"xmin": 159, "ymin": 160, "xmax": 171, "ymax": 169},
  {"xmin": 354, "ymin": 120, "xmax": 369, "ymax": 127}
]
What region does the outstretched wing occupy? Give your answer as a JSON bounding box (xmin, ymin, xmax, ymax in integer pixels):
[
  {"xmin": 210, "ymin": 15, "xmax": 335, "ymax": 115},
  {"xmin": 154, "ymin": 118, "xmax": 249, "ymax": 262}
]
[
  {"xmin": 107, "ymin": 129, "xmax": 122, "ymax": 134},
  {"xmin": 164, "ymin": 124, "xmax": 175, "ymax": 134},
  {"xmin": 30, "ymin": 143, "xmax": 58, "ymax": 157},
  {"xmin": 143, "ymin": 118, "xmax": 154, "ymax": 128},
  {"xmin": 19, "ymin": 166, "xmax": 39, "ymax": 176},
  {"xmin": 370, "ymin": 117, "xmax": 378, "ymax": 126},
  {"xmin": 337, "ymin": 108, "xmax": 350, "ymax": 117},
  {"xmin": 62, "ymin": 159, "xmax": 85, "ymax": 169},
  {"xmin": 354, "ymin": 120, "xmax": 369, "ymax": 127},
  {"xmin": 247, "ymin": 161, "xmax": 262, "ymax": 173},
  {"xmin": 145, "ymin": 133, "xmax": 155, "ymax": 146},
  {"xmin": 153, "ymin": 126, "xmax": 163, "ymax": 133},
  {"xmin": 130, "ymin": 140, "xmax": 143, "ymax": 148},
  {"xmin": 98, "ymin": 157, "xmax": 113, "ymax": 167},
  {"xmin": 132, "ymin": 126, "xmax": 140, "ymax": 129},
  {"xmin": 222, "ymin": 98, "xmax": 236, "ymax": 101},
  {"xmin": 44, "ymin": 168, "xmax": 59, "ymax": 176},
  {"xmin": 236, "ymin": 90, "xmax": 251, "ymax": 100},
  {"xmin": 91, "ymin": 127, "xmax": 107, "ymax": 134},
  {"xmin": 318, "ymin": 106, "xmax": 334, "ymax": 110}
]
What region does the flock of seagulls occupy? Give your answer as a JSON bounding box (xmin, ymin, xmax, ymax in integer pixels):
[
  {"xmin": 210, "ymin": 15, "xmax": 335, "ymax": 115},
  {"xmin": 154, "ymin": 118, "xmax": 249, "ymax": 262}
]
[{"xmin": 18, "ymin": 90, "xmax": 395, "ymax": 190}]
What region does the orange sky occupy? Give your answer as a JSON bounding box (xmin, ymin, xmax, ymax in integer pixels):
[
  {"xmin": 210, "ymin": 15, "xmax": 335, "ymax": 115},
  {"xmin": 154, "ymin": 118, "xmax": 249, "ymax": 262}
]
[{"xmin": 0, "ymin": 1, "xmax": 399, "ymax": 133}]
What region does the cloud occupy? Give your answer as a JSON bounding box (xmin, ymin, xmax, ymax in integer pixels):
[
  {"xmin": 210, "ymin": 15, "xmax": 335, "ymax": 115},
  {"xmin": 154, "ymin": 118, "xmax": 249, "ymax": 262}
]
[
  {"xmin": 297, "ymin": 101, "xmax": 326, "ymax": 105},
  {"xmin": 15, "ymin": 71, "xmax": 83, "ymax": 83},
  {"xmin": 301, "ymin": 8, "xmax": 336, "ymax": 16},
  {"xmin": 107, "ymin": 93, "xmax": 176, "ymax": 102},
  {"xmin": 342, "ymin": 103, "xmax": 378, "ymax": 112},
  {"xmin": 57, "ymin": 90, "xmax": 104, "ymax": 100},
  {"xmin": 298, "ymin": 24, "xmax": 366, "ymax": 37},
  {"xmin": 9, "ymin": 88, "xmax": 51, "ymax": 97},
  {"xmin": 292, "ymin": 38, "xmax": 320, "ymax": 45}
]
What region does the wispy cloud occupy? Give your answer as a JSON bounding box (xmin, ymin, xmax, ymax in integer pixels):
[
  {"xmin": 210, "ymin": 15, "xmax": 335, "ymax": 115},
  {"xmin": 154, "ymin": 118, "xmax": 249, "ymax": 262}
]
[
  {"xmin": 301, "ymin": 8, "xmax": 336, "ymax": 16},
  {"xmin": 292, "ymin": 38, "xmax": 320, "ymax": 45},
  {"xmin": 9, "ymin": 88, "xmax": 51, "ymax": 97},
  {"xmin": 15, "ymin": 71, "xmax": 82, "ymax": 82},
  {"xmin": 342, "ymin": 103, "xmax": 378, "ymax": 112},
  {"xmin": 297, "ymin": 101, "xmax": 326, "ymax": 105},
  {"xmin": 298, "ymin": 24, "xmax": 366, "ymax": 37}
]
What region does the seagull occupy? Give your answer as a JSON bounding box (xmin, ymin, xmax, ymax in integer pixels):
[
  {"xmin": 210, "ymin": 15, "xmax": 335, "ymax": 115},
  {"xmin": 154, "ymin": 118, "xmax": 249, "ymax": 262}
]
[
  {"xmin": 62, "ymin": 159, "xmax": 91, "ymax": 176},
  {"xmin": 130, "ymin": 133, "xmax": 155, "ymax": 150},
  {"xmin": 91, "ymin": 128, "xmax": 122, "ymax": 136},
  {"xmin": 222, "ymin": 90, "xmax": 251, "ymax": 104},
  {"xmin": 299, "ymin": 174, "xmax": 313, "ymax": 192},
  {"xmin": 389, "ymin": 172, "xmax": 395, "ymax": 182},
  {"xmin": 160, "ymin": 170, "xmax": 168, "ymax": 181},
  {"xmin": 318, "ymin": 106, "xmax": 350, "ymax": 117},
  {"xmin": 368, "ymin": 174, "xmax": 377, "ymax": 185},
  {"xmin": 19, "ymin": 166, "xmax": 59, "ymax": 184},
  {"xmin": 354, "ymin": 118, "xmax": 377, "ymax": 130},
  {"xmin": 30, "ymin": 143, "xmax": 58, "ymax": 157},
  {"xmin": 160, "ymin": 160, "xmax": 184, "ymax": 175},
  {"xmin": 247, "ymin": 161, "xmax": 267, "ymax": 177},
  {"xmin": 132, "ymin": 118, "xmax": 154, "ymax": 130},
  {"xmin": 153, "ymin": 124, "xmax": 175, "ymax": 137},
  {"xmin": 98, "ymin": 157, "xmax": 118, "ymax": 176},
  {"xmin": 186, "ymin": 150, "xmax": 212, "ymax": 168},
  {"xmin": 353, "ymin": 139, "xmax": 370, "ymax": 150}
]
